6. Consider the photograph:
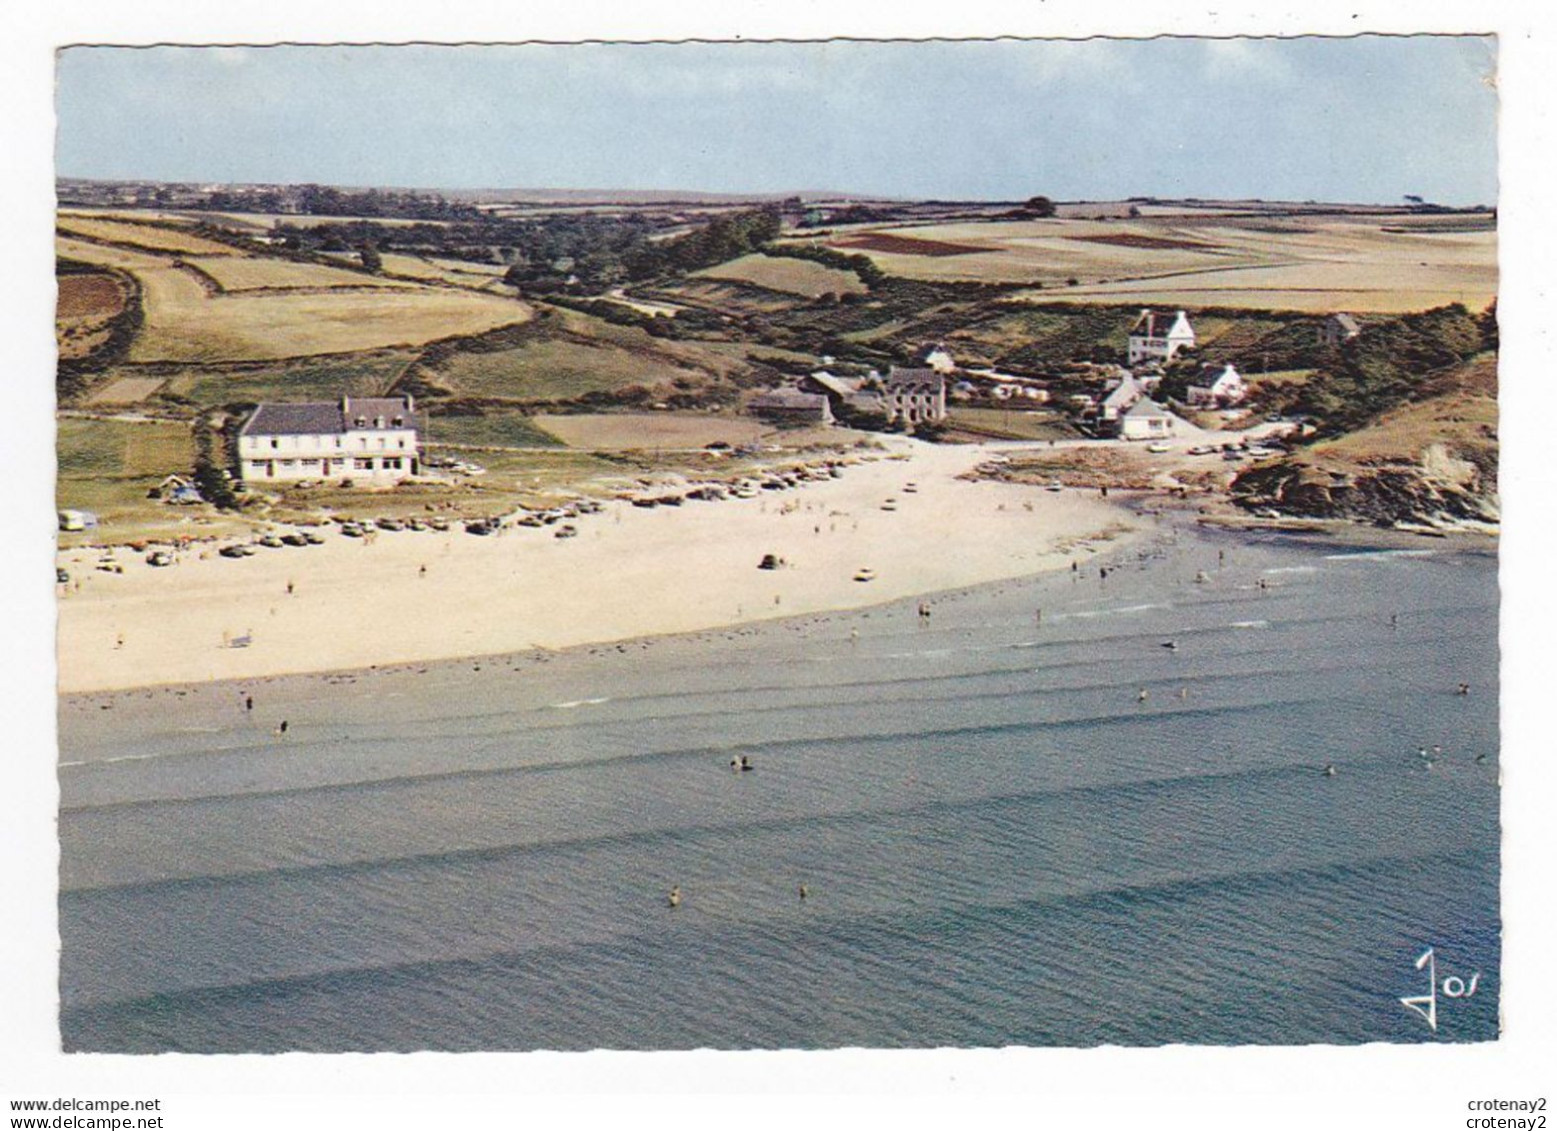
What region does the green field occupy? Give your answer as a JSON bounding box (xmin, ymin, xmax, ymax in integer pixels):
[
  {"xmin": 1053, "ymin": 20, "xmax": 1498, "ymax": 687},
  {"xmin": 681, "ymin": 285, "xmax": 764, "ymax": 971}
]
[
  {"xmin": 158, "ymin": 353, "xmax": 414, "ymax": 407},
  {"xmin": 57, "ymin": 417, "xmax": 202, "ymax": 539},
  {"xmin": 424, "ymin": 412, "xmax": 565, "ymax": 448},
  {"xmin": 426, "ymin": 313, "xmax": 739, "ymax": 402}
]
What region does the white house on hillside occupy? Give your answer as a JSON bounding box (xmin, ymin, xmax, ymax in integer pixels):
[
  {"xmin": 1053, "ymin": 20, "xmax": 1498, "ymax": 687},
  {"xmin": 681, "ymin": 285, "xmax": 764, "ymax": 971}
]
[
  {"xmin": 1128, "ymin": 309, "xmax": 1196, "ymax": 365},
  {"xmin": 238, "ymin": 395, "xmax": 421, "ymax": 484},
  {"xmin": 1185, "ymin": 362, "xmax": 1248, "ymax": 407}
]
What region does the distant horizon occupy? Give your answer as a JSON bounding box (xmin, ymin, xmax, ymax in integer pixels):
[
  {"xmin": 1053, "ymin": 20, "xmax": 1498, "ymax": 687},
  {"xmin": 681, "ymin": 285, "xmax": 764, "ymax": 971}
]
[
  {"xmin": 55, "ymin": 37, "xmax": 1499, "ymax": 207},
  {"xmin": 55, "ymin": 175, "xmax": 1493, "ymax": 211}
]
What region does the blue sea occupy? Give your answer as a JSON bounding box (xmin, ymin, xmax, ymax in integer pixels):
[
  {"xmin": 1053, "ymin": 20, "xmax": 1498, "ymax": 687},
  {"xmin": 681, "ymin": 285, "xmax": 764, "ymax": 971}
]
[{"xmin": 57, "ymin": 525, "xmax": 1500, "ymax": 1051}]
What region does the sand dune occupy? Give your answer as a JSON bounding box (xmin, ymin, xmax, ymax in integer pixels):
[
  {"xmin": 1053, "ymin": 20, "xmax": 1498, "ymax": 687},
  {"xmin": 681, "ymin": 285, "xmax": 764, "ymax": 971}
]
[{"xmin": 55, "ymin": 440, "xmax": 1140, "ymax": 693}]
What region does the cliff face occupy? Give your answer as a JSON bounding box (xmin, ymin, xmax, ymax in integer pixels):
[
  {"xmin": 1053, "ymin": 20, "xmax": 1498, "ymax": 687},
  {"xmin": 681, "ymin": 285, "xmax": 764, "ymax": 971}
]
[
  {"xmin": 1232, "ymin": 353, "xmax": 1498, "ymax": 531},
  {"xmin": 1231, "ymin": 453, "xmax": 1498, "ymax": 528}
]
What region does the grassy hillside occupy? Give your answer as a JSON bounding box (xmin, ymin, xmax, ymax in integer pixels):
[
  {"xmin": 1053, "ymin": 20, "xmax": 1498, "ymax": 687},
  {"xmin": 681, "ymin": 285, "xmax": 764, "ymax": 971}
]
[{"xmin": 1233, "ymin": 350, "xmax": 1498, "ymax": 527}]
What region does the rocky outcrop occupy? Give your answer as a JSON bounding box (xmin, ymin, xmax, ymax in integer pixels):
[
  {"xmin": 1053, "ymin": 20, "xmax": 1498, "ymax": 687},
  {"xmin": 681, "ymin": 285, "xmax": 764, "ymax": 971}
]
[{"xmin": 1231, "ymin": 452, "xmax": 1498, "ymax": 529}]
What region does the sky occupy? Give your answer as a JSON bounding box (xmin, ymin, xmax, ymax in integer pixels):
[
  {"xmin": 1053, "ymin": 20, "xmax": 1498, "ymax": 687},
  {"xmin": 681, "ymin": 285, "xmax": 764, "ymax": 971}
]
[{"xmin": 54, "ymin": 36, "xmax": 1498, "ymax": 205}]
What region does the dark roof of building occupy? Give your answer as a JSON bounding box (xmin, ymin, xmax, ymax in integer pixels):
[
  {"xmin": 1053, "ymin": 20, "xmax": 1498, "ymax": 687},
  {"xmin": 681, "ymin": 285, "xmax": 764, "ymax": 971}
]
[
  {"xmin": 884, "ymin": 366, "xmax": 945, "ymax": 391},
  {"xmin": 1190, "ymin": 362, "xmax": 1241, "ymax": 387},
  {"xmin": 1130, "ymin": 309, "xmax": 1192, "ymax": 339},
  {"xmin": 241, "ymin": 396, "xmax": 419, "ymax": 437}
]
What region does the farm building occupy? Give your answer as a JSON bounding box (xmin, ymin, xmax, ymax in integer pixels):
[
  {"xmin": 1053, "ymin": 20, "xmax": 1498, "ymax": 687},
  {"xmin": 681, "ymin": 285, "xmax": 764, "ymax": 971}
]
[
  {"xmin": 238, "ymin": 395, "xmax": 422, "ymax": 484},
  {"xmin": 748, "ymin": 387, "xmax": 835, "ymax": 426},
  {"xmin": 1127, "ymin": 309, "xmax": 1196, "ymax": 366},
  {"xmin": 880, "ymin": 367, "xmax": 948, "ymax": 427},
  {"xmin": 1118, "ymin": 397, "xmax": 1178, "ymax": 441},
  {"xmin": 1319, "ymin": 312, "xmax": 1362, "ymax": 347},
  {"xmin": 1185, "ymin": 363, "xmax": 1249, "ymax": 407}
]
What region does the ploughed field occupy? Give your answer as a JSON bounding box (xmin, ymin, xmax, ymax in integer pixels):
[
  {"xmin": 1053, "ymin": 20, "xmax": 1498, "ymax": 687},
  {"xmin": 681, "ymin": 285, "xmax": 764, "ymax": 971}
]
[
  {"xmin": 801, "ymin": 213, "xmax": 1496, "ymax": 313},
  {"xmin": 54, "ymin": 219, "xmax": 533, "ymax": 364}
]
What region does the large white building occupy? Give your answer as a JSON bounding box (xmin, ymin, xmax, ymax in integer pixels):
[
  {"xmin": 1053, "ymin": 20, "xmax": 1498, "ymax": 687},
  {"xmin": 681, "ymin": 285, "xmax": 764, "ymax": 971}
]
[
  {"xmin": 1127, "ymin": 309, "xmax": 1196, "ymax": 365},
  {"xmin": 238, "ymin": 395, "xmax": 422, "ymax": 484}
]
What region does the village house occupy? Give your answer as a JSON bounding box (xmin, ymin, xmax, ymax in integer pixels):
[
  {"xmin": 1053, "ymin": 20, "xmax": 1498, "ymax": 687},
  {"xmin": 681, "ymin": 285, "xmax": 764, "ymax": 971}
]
[
  {"xmin": 917, "ymin": 342, "xmax": 957, "ymax": 375},
  {"xmin": 237, "ymin": 394, "xmax": 422, "ymax": 484},
  {"xmin": 1319, "ymin": 312, "xmax": 1362, "ymax": 348},
  {"xmin": 880, "ymin": 366, "xmax": 948, "ymax": 427},
  {"xmin": 748, "ymin": 387, "xmax": 835, "ymax": 426},
  {"xmin": 1185, "ymin": 362, "xmax": 1249, "ymax": 407},
  {"xmin": 1118, "ymin": 397, "xmax": 1178, "ymax": 441},
  {"xmin": 1127, "ymin": 308, "xmax": 1196, "ymax": 366},
  {"xmin": 1098, "ymin": 373, "xmax": 1147, "ymax": 427}
]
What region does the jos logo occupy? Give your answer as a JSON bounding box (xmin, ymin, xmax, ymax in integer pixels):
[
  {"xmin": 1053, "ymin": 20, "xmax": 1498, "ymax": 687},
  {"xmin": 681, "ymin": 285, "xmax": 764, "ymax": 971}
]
[{"xmin": 1400, "ymin": 946, "xmax": 1481, "ymax": 1032}]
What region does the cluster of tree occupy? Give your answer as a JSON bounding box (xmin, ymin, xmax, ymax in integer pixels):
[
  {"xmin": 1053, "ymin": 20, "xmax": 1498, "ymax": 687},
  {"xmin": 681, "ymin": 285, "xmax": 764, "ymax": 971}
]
[
  {"xmin": 275, "ymin": 210, "xmax": 679, "ymax": 282},
  {"xmin": 795, "ymin": 203, "xmax": 901, "ymax": 229},
  {"xmin": 198, "ymin": 185, "xmax": 487, "ymax": 222},
  {"xmin": 1292, "ymin": 303, "xmax": 1496, "ymax": 434},
  {"xmin": 622, "ymin": 207, "xmax": 783, "ymax": 279},
  {"xmin": 760, "ymin": 243, "xmax": 884, "ymax": 287}
]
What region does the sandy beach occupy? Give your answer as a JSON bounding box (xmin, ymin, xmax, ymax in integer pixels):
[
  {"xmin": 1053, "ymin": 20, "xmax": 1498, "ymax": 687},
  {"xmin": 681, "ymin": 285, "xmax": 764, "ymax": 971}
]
[{"xmin": 56, "ymin": 438, "xmax": 1141, "ymax": 693}]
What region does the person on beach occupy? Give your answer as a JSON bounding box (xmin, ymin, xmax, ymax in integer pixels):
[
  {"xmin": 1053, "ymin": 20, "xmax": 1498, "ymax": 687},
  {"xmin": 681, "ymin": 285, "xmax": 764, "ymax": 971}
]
[
  {"xmin": 1137, "ymin": 688, "xmax": 1149, "ymax": 703},
  {"xmin": 275, "ymin": 720, "xmax": 289, "ymax": 736},
  {"xmin": 668, "ymin": 886, "xmax": 682, "ymax": 909},
  {"xmin": 245, "ymin": 695, "xmax": 253, "ymax": 712}
]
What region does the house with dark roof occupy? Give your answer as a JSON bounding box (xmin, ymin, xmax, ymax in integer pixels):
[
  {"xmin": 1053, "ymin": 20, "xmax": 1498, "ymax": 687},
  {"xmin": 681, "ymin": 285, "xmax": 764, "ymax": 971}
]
[
  {"xmin": 237, "ymin": 395, "xmax": 422, "ymax": 484},
  {"xmin": 1185, "ymin": 362, "xmax": 1248, "ymax": 407},
  {"xmin": 1127, "ymin": 308, "xmax": 1196, "ymax": 365},
  {"xmin": 881, "ymin": 367, "xmax": 947, "ymax": 427}
]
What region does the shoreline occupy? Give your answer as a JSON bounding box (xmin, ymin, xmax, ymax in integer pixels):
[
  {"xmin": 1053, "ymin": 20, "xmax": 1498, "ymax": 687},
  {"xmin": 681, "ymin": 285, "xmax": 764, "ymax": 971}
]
[{"xmin": 56, "ymin": 439, "xmax": 1145, "ymax": 695}]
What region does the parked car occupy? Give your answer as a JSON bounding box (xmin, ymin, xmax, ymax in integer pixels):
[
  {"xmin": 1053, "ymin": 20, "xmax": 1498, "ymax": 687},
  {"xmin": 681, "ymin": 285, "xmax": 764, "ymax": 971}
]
[
  {"xmin": 258, "ymin": 534, "xmax": 284, "ymax": 548},
  {"xmin": 56, "ymin": 568, "xmax": 70, "ymax": 584},
  {"xmin": 1146, "ymin": 442, "xmax": 1172, "ymax": 453},
  {"xmin": 340, "ymin": 523, "xmax": 365, "ymax": 538},
  {"xmin": 219, "ymin": 544, "xmax": 247, "ymax": 559},
  {"xmin": 281, "ymin": 533, "xmax": 309, "ymax": 547},
  {"xmin": 554, "ymin": 524, "xmax": 578, "ymax": 539},
  {"xmin": 146, "ymin": 551, "xmax": 174, "ymax": 567},
  {"xmin": 303, "ymin": 531, "xmax": 326, "ymax": 545},
  {"xmin": 465, "ymin": 521, "xmax": 493, "ymax": 536}
]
